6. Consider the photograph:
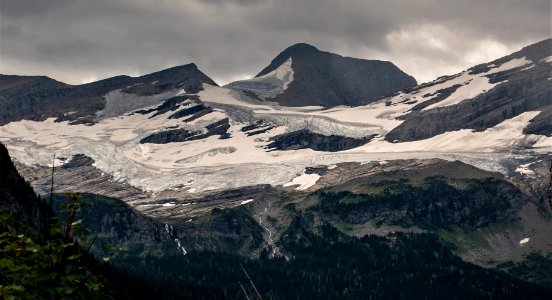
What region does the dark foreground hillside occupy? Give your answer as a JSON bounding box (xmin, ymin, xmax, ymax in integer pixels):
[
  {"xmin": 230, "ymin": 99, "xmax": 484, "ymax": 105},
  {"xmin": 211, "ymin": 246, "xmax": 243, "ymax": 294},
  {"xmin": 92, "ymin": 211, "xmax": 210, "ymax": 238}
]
[{"xmin": 109, "ymin": 222, "xmax": 552, "ymax": 300}]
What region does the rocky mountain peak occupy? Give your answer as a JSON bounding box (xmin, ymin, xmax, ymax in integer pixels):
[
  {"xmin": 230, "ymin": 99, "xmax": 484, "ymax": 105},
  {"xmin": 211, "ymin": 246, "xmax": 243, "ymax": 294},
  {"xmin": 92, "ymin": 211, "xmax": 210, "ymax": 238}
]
[{"xmin": 233, "ymin": 42, "xmax": 417, "ymax": 107}]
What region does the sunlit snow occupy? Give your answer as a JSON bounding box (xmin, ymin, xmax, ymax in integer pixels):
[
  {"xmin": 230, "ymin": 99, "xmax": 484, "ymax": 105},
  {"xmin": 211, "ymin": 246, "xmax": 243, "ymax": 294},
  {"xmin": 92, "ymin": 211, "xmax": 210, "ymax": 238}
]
[{"xmin": 284, "ymin": 172, "xmax": 321, "ymax": 190}]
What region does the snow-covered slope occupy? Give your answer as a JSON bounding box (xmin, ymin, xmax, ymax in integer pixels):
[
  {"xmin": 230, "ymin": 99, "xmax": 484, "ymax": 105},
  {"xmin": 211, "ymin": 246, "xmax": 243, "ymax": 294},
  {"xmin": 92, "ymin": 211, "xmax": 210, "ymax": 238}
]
[
  {"xmin": 385, "ymin": 38, "xmax": 552, "ymax": 142},
  {"xmin": 225, "ymin": 58, "xmax": 294, "ymax": 100}
]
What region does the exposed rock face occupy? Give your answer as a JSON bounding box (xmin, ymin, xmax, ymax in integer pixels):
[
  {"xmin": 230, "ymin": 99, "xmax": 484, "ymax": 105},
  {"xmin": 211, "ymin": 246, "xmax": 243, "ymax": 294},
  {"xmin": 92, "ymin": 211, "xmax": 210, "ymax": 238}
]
[
  {"xmin": 169, "ymin": 104, "xmax": 213, "ymax": 121},
  {"xmin": 140, "ymin": 128, "xmax": 203, "ymax": 144},
  {"xmin": 524, "ymin": 105, "xmax": 552, "ymax": 136},
  {"xmin": 135, "ymin": 95, "xmax": 198, "ymax": 117},
  {"xmin": 386, "ymin": 38, "xmax": 552, "ymax": 142},
  {"xmin": 0, "ymin": 75, "xmax": 70, "ymax": 125},
  {"xmin": 227, "ymin": 43, "xmax": 417, "ymax": 107},
  {"xmin": 0, "ymin": 64, "xmax": 217, "ymax": 125},
  {"xmin": 266, "ymin": 129, "xmax": 375, "ymax": 152},
  {"xmin": 240, "ymin": 120, "xmax": 275, "ymax": 136},
  {"xmin": 410, "ymin": 84, "xmax": 463, "ymax": 111},
  {"xmin": 140, "ymin": 118, "xmax": 230, "ymax": 144},
  {"xmin": 0, "ymin": 143, "xmax": 49, "ymax": 233}
]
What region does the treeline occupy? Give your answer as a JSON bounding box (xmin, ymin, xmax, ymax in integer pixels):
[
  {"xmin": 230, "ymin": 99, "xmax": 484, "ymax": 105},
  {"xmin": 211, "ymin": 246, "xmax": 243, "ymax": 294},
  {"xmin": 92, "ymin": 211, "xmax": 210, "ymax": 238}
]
[{"xmin": 105, "ymin": 220, "xmax": 552, "ymax": 299}]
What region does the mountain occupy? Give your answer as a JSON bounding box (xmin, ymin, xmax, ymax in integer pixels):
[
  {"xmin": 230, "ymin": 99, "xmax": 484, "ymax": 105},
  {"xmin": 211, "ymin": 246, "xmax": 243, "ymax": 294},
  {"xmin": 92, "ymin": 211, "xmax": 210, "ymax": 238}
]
[
  {"xmin": 1, "ymin": 38, "xmax": 552, "ymax": 295},
  {"xmin": 0, "ymin": 38, "xmax": 549, "ymax": 201},
  {"xmin": 1, "ymin": 38, "xmax": 550, "ymax": 210},
  {"xmin": 0, "ymin": 63, "xmax": 217, "ymax": 125},
  {"xmin": 226, "ymin": 43, "xmax": 417, "ymax": 107},
  {"xmin": 385, "ymin": 38, "xmax": 552, "ymax": 142}
]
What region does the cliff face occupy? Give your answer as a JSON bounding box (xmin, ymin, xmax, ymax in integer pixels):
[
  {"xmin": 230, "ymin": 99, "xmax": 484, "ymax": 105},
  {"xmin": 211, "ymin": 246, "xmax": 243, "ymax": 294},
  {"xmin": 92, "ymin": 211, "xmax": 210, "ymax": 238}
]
[{"xmin": 0, "ymin": 143, "xmax": 49, "ymax": 233}]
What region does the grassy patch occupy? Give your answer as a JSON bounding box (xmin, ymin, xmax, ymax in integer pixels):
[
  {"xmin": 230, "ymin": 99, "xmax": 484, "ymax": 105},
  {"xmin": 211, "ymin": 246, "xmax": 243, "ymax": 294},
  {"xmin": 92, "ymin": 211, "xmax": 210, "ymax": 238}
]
[{"xmin": 437, "ymin": 227, "xmax": 491, "ymax": 254}]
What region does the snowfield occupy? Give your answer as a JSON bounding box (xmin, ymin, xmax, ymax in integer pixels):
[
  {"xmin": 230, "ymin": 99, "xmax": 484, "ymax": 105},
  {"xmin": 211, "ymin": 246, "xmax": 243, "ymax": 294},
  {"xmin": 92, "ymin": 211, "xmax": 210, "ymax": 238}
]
[
  {"xmin": 0, "ymin": 107, "xmax": 548, "ymax": 193},
  {"xmin": 0, "ymin": 56, "xmax": 550, "ymax": 194}
]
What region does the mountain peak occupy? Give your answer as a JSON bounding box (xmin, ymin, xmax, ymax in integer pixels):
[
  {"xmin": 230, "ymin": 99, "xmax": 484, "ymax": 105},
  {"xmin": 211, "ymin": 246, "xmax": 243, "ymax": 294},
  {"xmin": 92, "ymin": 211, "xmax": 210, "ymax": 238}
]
[
  {"xmin": 244, "ymin": 43, "xmax": 416, "ymax": 107},
  {"xmin": 256, "ymin": 43, "xmax": 321, "ymax": 77},
  {"xmin": 282, "ymin": 43, "xmax": 320, "ymax": 55}
]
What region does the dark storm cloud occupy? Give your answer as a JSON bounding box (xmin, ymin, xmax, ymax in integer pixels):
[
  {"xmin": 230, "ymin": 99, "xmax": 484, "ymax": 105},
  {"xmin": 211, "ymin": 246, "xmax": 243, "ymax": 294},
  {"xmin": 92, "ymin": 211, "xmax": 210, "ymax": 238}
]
[{"xmin": 0, "ymin": 0, "xmax": 550, "ymax": 84}]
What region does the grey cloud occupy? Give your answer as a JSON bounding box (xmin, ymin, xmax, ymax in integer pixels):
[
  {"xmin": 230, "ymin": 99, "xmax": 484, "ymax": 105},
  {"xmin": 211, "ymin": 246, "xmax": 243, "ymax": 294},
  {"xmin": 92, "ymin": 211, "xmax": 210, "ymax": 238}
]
[
  {"xmin": 196, "ymin": 0, "xmax": 267, "ymax": 5},
  {"xmin": 1, "ymin": 0, "xmax": 75, "ymax": 16},
  {"xmin": 0, "ymin": 0, "xmax": 549, "ymax": 85}
]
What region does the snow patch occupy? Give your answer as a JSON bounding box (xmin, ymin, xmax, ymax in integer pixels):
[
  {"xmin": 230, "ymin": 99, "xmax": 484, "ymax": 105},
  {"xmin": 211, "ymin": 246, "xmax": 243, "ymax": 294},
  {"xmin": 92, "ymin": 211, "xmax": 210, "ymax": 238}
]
[
  {"xmin": 240, "ymin": 199, "xmax": 254, "ymax": 205},
  {"xmin": 490, "ymin": 57, "xmax": 532, "ymax": 73},
  {"xmin": 284, "ymin": 172, "xmax": 320, "ymax": 190},
  {"xmin": 423, "ymin": 75, "xmax": 496, "ymax": 110},
  {"xmin": 48, "ymin": 156, "xmax": 71, "ymax": 168},
  {"xmin": 516, "ymin": 163, "xmax": 535, "ymax": 176}
]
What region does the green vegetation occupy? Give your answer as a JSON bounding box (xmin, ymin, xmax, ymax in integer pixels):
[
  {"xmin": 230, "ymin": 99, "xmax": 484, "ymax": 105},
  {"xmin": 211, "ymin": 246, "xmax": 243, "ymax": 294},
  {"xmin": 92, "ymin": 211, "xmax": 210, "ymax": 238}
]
[
  {"xmin": 314, "ymin": 176, "xmax": 526, "ymax": 229},
  {"xmin": 437, "ymin": 226, "xmax": 491, "ymax": 253},
  {"xmin": 0, "ymin": 194, "xmax": 110, "ymax": 299}
]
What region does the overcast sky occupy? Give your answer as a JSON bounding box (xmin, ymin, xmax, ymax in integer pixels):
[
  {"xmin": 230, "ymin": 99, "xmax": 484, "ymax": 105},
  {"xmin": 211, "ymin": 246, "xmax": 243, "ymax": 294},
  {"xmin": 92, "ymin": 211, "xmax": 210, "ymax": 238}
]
[{"xmin": 1, "ymin": 0, "xmax": 550, "ymax": 85}]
